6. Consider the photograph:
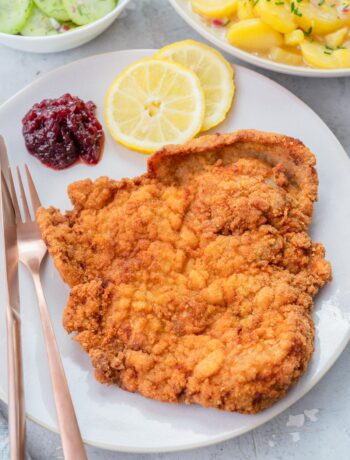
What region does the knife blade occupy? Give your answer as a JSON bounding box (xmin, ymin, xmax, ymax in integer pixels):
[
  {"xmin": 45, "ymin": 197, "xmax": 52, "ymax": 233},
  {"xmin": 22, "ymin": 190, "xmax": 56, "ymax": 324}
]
[{"xmin": 0, "ymin": 136, "xmax": 26, "ymax": 460}]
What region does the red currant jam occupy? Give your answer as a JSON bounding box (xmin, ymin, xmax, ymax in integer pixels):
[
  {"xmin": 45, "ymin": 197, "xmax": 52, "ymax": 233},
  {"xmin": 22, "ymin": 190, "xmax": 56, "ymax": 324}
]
[{"xmin": 22, "ymin": 93, "xmax": 104, "ymax": 170}]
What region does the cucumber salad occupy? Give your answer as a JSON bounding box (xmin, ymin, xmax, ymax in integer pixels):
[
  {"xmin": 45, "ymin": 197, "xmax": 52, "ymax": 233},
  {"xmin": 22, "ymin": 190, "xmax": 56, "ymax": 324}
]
[{"xmin": 0, "ymin": 0, "xmax": 118, "ymax": 36}]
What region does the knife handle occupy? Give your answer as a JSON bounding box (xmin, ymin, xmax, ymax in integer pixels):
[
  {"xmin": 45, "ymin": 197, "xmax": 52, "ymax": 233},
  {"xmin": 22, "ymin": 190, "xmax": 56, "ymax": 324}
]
[{"xmin": 7, "ymin": 307, "xmax": 26, "ymax": 460}]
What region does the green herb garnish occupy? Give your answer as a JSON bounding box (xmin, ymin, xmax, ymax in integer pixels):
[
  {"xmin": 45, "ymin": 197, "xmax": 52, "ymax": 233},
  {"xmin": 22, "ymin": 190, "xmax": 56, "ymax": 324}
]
[
  {"xmin": 290, "ymin": 2, "xmax": 302, "ymax": 14},
  {"xmin": 324, "ymin": 45, "xmax": 334, "ymax": 55}
]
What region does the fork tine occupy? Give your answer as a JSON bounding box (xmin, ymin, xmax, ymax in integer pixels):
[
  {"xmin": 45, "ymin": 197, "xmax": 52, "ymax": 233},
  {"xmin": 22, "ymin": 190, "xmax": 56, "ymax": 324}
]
[
  {"xmin": 8, "ymin": 167, "xmax": 22, "ymax": 224},
  {"xmin": 24, "ymin": 165, "xmax": 42, "ymax": 215},
  {"xmin": 16, "ymin": 166, "xmax": 31, "ymax": 222}
]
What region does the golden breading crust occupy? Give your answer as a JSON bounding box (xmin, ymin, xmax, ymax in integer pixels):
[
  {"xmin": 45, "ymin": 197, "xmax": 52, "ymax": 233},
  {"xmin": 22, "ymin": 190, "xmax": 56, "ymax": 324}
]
[{"xmin": 37, "ymin": 130, "xmax": 331, "ymax": 414}]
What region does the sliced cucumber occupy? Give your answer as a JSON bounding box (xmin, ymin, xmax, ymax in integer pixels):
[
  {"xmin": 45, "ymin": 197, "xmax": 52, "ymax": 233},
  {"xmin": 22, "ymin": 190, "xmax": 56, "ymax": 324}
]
[
  {"xmin": 62, "ymin": 0, "xmax": 116, "ymax": 26},
  {"xmin": 20, "ymin": 5, "xmax": 59, "ymax": 36},
  {"xmin": 34, "ymin": 0, "xmax": 70, "ymax": 21},
  {"xmin": 0, "ymin": 0, "xmax": 33, "ymax": 34}
]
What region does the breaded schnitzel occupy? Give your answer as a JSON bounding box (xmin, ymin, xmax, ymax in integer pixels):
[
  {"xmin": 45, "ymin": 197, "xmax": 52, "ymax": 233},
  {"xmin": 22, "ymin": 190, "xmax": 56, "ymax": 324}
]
[{"xmin": 37, "ymin": 130, "xmax": 331, "ymax": 414}]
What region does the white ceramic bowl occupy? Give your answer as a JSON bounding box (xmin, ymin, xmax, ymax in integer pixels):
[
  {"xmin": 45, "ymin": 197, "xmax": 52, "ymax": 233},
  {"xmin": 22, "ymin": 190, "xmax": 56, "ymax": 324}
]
[
  {"xmin": 0, "ymin": 0, "xmax": 132, "ymax": 53},
  {"xmin": 168, "ymin": 0, "xmax": 350, "ymax": 77}
]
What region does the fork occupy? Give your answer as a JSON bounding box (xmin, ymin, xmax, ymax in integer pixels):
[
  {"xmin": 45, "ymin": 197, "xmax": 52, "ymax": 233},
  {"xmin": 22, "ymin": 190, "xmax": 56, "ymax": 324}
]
[{"xmin": 9, "ymin": 164, "xmax": 87, "ymax": 460}]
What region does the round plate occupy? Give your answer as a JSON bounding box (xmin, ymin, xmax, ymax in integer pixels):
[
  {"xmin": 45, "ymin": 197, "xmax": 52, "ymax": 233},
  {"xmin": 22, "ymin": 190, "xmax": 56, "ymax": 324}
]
[
  {"xmin": 168, "ymin": 0, "xmax": 350, "ymax": 78},
  {"xmin": 0, "ymin": 50, "xmax": 350, "ymax": 453}
]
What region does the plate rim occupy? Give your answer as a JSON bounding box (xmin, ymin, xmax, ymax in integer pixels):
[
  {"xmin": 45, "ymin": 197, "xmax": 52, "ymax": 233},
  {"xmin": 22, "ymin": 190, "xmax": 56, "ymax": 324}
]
[
  {"xmin": 168, "ymin": 0, "xmax": 350, "ymax": 78},
  {"xmin": 0, "ymin": 49, "xmax": 350, "ymax": 453}
]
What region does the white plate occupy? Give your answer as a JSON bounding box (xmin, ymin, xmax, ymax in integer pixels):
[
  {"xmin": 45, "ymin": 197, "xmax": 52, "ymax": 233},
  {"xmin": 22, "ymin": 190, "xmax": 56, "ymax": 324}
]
[
  {"xmin": 0, "ymin": 50, "xmax": 350, "ymax": 453},
  {"xmin": 168, "ymin": 0, "xmax": 350, "ymax": 78}
]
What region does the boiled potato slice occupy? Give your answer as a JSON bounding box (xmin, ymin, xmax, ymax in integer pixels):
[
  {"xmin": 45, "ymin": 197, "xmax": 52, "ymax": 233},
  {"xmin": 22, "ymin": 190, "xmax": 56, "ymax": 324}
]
[
  {"xmin": 325, "ymin": 27, "xmax": 349, "ymax": 48},
  {"xmin": 269, "ymin": 46, "xmax": 303, "ymax": 65},
  {"xmin": 284, "ymin": 29, "xmax": 304, "ymax": 46},
  {"xmin": 254, "ymin": 0, "xmax": 296, "ymax": 34},
  {"xmin": 237, "ymin": 0, "xmax": 255, "ymax": 20},
  {"xmin": 191, "ymin": 0, "xmax": 238, "ymax": 19},
  {"xmin": 227, "ymin": 18, "xmax": 283, "ymax": 51},
  {"xmin": 301, "ymin": 41, "xmax": 350, "ymax": 68},
  {"xmin": 296, "ymin": 3, "xmax": 350, "ymax": 35}
]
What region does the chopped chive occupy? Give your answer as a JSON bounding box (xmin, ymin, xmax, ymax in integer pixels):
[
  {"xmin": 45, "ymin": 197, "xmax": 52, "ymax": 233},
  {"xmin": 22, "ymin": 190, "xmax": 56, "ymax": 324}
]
[
  {"xmin": 293, "ymin": 7, "xmax": 302, "ymax": 16},
  {"xmin": 275, "ymin": 1, "xmax": 284, "ymax": 4},
  {"xmin": 324, "ymin": 45, "xmax": 334, "ymax": 55},
  {"xmin": 303, "ymin": 26, "xmax": 313, "ymax": 36},
  {"xmin": 318, "ymin": 0, "xmax": 325, "ymax": 4},
  {"xmin": 290, "ymin": 1, "xmax": 302, "ymax": 16}
]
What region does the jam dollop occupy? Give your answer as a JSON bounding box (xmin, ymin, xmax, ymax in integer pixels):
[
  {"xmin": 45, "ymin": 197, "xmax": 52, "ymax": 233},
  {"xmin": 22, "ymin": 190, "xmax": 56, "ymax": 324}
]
[{"xmin": 22, "ymin": 93, "xmax": 104, "ymax": 170}]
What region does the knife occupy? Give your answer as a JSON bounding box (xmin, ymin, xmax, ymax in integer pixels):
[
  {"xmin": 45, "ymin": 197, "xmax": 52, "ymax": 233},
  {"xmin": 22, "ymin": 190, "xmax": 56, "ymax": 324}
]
[{"xmin": 0, "ymin": 136, "xmax": 26, "ymax": 460}]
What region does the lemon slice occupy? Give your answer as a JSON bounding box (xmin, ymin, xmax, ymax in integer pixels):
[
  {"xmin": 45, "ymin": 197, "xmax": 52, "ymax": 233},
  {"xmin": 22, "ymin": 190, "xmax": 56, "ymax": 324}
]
[
  {"xmin": 191, "ymin": 0, "xmax": 237, "ymax": 19},
  {"xmin": 104, "ymin": 59, "xmax": 205, "ymax": 153},
  {"xmin": 155, "ymin": 40, "xmax": 235, "ymax": 131}
]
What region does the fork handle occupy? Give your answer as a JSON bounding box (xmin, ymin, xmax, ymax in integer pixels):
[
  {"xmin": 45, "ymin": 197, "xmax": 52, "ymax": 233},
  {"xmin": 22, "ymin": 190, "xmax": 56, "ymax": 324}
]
[{"xmin": 31, "ymin": 272, "xmax": 87, "ymax": 460}]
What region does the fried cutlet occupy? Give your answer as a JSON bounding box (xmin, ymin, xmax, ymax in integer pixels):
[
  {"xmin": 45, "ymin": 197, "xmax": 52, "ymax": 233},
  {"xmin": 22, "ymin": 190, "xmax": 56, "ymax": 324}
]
[{"xmin": 37, "ymin": 130, "xmax": 331, "ymax": 414}]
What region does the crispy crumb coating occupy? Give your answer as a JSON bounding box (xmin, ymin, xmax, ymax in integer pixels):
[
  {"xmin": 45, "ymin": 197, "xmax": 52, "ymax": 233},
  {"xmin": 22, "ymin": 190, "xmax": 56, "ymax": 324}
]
[{"xmin": 37, "ymin": 130, "xmax": 331, "ymax": 414}]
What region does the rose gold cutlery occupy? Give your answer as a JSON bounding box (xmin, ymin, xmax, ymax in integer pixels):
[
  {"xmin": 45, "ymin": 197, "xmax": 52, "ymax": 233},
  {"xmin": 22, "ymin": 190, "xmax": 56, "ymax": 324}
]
[
  {"xmin": 0, "ymin": 137, "xmax": 26, "ymax": 460},
  {"xmin": 1, "ymin": 137, "xmax": 87, "ymax": 460}
]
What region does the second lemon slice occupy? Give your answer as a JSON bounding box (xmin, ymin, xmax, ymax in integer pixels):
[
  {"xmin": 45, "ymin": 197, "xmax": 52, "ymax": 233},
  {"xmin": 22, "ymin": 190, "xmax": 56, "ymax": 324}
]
[
  {"xmin": 154, "ymin": 40, "xmax": 235, "ymax": 131},
  {"xmin": 104, "ymin": 58, "xmax": 205, "ymax": 153}
]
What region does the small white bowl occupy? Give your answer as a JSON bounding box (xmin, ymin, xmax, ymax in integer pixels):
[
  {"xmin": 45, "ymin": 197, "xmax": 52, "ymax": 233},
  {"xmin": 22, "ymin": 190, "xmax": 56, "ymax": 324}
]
[{"xmin": 0, "ymin": 0, "xmax": 132, "ymax": 53}]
